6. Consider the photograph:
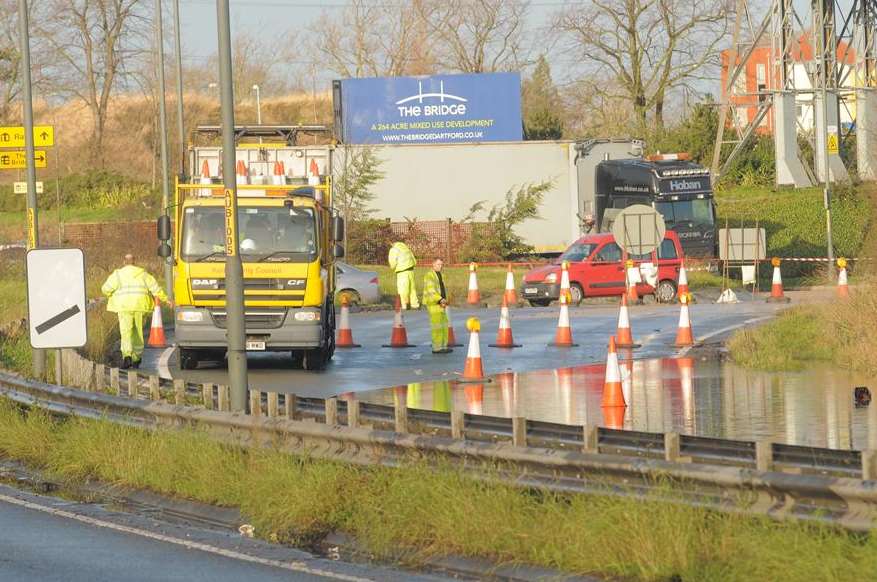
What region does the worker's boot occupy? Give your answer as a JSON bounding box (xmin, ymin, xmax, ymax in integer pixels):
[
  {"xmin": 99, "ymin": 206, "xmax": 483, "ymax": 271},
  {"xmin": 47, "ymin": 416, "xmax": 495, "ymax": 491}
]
[{"xmin": 121, "ymin": 356, "xmax": 132, "ymax": 370}]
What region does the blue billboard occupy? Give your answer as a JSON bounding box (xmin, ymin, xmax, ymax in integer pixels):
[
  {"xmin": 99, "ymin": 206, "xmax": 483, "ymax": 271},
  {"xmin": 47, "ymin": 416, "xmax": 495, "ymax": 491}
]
[{"xmin": 333, "ymin": 72, "xmax": 522, "ymax": 145}]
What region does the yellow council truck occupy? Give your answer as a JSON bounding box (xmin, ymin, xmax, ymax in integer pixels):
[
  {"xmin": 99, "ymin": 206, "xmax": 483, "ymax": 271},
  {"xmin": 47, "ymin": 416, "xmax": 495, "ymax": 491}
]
[{"xmin": 159, "ymin": 127, "xmax": 343, "ymax": 370}]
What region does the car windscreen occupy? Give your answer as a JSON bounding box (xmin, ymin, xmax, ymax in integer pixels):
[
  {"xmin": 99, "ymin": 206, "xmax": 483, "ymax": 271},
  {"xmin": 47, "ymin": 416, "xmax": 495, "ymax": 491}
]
[
  {"xmin": 559, "ymin": 242, "xmax": 598, "ymax": 262},
  {"xmin": 181, "ymin": 206, "xmax": 317, "ymax": 262},
  {"xmin": 655, "ymin": 199, "xmax": 714, "ymax": 229}
]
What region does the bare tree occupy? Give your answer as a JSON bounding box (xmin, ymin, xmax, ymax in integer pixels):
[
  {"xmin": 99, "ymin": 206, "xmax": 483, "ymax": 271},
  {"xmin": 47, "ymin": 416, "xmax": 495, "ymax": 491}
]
[
  {"xmin": 554, "ymin": 0, "xmax": 731, "ymax": 130},
  {"xmin": 36, "ymin": 0, "xmax": 147, "ymax": 165},
  {"xmin": 416, "ymin": 0, "xmax": 530, "ymax": 73},
  {"xmin": 0, "ymin": 0, "xmax": 51, "ymax": 123}
]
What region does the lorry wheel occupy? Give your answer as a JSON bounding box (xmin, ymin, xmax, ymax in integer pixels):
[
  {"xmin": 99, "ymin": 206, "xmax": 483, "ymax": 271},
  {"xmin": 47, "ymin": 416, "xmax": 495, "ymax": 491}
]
[
  {"xmin": 655, "ymin": 280, "xmax": 677, "ymax": 303},
  {"xmin": 301, "ymin": 349, "xmax": 328, "ymax": 371},
  {"xmin": 569, "ymin": 284, "xmax": 584, "ymax": 306},
  {"xmin": 179, "ymin": 348, "xmax": 199, "ymax": 370}
]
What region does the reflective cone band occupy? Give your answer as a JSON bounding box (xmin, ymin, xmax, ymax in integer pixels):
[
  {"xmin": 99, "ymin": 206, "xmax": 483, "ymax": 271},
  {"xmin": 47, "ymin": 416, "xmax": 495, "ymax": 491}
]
[
  {"xmin": 677, "ymin": 263, "xmax": 689, "ymax": 298},
  {"xmin": 147, "ymin": 301, "xmax": 166, "ymax": 348},
  {"xmin": 467, "ymin": 262, "xmax": 481, "ymax": 305},
  {"xmin": 675, "ymin": 295, "xmax": 694, "ymax": 347},
  {"xmin": 503, "ymin": 264, "xmax": 517, "ymax": 306},
  {"xmin": 235, "ymin": 160, "xmax": 248, "ymax": 185},
  {"xmin": 383, "ymin": 296, "xmax": 415, "ymax": 347},
  {"xmin": 489, "ymin": 295, "xmax": 521, "ymax": 348},
  {"xmin": 601, "ymin": 336, "xmax": 626, "ymax": 408},
  {"xmin": 446, "ymin": 305, "xmax": 463, "ymax": 347},
  {"xmin": 837, "ymin": 258, "xmax": 849, "ymax": 298},
  {"xmin": 549, "ymin": 294, "xmax": 577, "ymax": 346},
  {"xmin": 461, "ymin": 317, "xmax": 485, "ymax": 381},
  {"xmin": 560, "ymin": 260, "xmax": 571, "ymax": 302},
  {"xmin": 615, "ymin": 294, "xmax": 637, "ymax": 348},
  {"xmin": 336, "ymin": 295, "xmax": 360, "ymax": 348}
]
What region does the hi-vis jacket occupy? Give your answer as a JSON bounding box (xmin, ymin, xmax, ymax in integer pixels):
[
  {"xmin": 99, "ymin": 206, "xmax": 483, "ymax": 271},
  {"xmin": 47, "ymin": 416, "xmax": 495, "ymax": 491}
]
[
  {"xmin": 101, "ymin": 265, "xmax": 168, "ymax": 313},
  {"xmin": 388, "ymin": 242, "xmax": 416, "ymax": 273}
]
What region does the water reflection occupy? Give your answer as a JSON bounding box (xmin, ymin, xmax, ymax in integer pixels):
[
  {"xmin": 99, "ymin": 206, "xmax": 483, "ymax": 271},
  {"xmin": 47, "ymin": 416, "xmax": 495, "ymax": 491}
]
[{"xmin": 353, "ymin": 356, "xmax": 874, "ymax": 450}]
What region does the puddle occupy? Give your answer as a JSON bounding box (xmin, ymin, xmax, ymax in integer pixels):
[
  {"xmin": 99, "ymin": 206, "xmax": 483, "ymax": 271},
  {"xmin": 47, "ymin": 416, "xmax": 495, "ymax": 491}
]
[{"xmin": 350, "ymin": 355, "xmax": 876, "ymax": 450}]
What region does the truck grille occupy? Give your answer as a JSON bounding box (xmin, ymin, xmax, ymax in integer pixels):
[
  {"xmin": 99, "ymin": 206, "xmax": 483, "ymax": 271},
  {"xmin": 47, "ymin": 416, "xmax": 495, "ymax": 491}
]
[{"xmin": 210, "ymin": 309, "xmax": 287, "ymax": 329}]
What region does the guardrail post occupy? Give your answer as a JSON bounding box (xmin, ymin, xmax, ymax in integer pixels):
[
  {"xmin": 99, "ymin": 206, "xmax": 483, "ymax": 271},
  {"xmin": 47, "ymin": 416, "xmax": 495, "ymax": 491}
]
[
  {"xmin": 249, "ymin": 390, "xmax": 261, "ymax": 416},
  {"xmin": 862, "ymin": 450, "xmax": 877, "ymax": 480},
  {"xmin": 284, "ymin": 393, "xmax": 297, "ymax": 419},
  {"xmin": 110, "ymin": 368, "xmax": 120, "ymax": 394},
  {"xmin": 512, "ymin": 416, "xmax": 527, "ymax": 447},
  {"xmin": 325, "ymin": 397, "xmax": 338, "ymax": 426},
  {"xmin": 394, "ymin": 398, "xmax": 408, "ymax": 433},
  {"xmin": 664, "ymin": 432, "xmax": 690, "ymax": 463},
  {"xmin": 217, "ymin": 385, "xmax": 229, "ymax": 412},
  {"xmin": 202, "ymin": 383, "xmax": 214, "ymax": 410},
  {"xmin": 582, "ymin": 424, "xmax": 598, "ymax": 453},
  {"xmin": 451, "ymin": 410, "xmax": 464, "ymax": 440},
  {"xmin": 348, "ymin": 400, "xmax": 360, "ymax": 428},
  {"xmin": 94, "ymin": 364, "xmax": 105, "ymax": 393},
  {"xmin": 148, "ymin": 375, "xmax": 161, "ymax": 401},
  {"xmin": 127, "ymin": 371, "xmax": 138, "ymax": 398},
  {"xmin": 756, "ymin": 440, "xmax": 773, "ymax": 472},
  {"xmin": 267, "ymin": 392, "xmax": 278, "ymax": 418},
  {"xmin": 174, "ymin": 379, "xmax": 185, "ymax": 405}
]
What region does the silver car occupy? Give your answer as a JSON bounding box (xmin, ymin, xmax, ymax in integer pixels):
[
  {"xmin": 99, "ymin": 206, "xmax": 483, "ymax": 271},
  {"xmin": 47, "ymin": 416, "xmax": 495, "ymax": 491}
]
[{"xmin": 335, "ymin": 262, "xmax": 380, "ymax": 305}]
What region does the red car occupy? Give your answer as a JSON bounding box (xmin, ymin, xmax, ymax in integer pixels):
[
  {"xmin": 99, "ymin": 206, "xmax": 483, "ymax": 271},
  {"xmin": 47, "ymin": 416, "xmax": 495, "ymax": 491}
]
[{"xmin": 521, "ymin": 231, "xmax": 684, "ymax": 306}]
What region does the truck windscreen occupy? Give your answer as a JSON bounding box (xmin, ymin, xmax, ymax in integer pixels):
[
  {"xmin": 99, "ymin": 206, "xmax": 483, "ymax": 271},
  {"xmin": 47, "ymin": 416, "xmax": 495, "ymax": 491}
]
[
  {"xmin": 655, "ymin": 199, "xmax": 714, "ymax": 229},
  {"xmin": 181, "ymin": 206, "xmax": 317, "ymax": 262}
]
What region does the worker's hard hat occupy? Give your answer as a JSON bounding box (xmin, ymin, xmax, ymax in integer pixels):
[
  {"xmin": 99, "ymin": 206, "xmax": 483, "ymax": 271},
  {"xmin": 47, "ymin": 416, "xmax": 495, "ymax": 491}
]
[{"xmin": 240, "ymin": 238, "xmax": 256, "ymax": 252}]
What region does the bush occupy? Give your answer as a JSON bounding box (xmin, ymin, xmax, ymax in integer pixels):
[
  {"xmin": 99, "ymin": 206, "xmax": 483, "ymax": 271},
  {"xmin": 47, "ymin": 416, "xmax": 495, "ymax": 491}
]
[
  {"xmin": 0, "ymin": 171, "xmax": 156, "ymax": 213},
  {"xmin": 346, "ymin": 219, "xmax": 395, "ymax": 264}
]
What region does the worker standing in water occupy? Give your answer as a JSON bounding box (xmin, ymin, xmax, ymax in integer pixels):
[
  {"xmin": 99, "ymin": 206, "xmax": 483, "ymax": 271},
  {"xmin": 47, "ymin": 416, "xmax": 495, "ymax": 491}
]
[
  {"xmin": 388, "ymin": 241, "xmax": 419, "ymax": 310},
  {"xmin": 423, "ymin": 258, "xmax": 451, "ymax": 353}
]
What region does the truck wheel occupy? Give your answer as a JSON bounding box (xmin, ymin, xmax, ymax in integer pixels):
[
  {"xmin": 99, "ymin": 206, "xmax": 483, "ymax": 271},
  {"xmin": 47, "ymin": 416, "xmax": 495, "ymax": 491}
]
[
  {"xmin": 301, "ymin": 349, "xmax": 328, "ymax": 371},
  {"xmin": 569, "ymin": 284, "xmax": 585, "ymax": 306},
  {"xmin": 179, "ymin": 348, "xmax": 199, "ymax": 370},
  {"xmin": 655, "ymin": 280, "xmax": 677, "ymax": 303}
]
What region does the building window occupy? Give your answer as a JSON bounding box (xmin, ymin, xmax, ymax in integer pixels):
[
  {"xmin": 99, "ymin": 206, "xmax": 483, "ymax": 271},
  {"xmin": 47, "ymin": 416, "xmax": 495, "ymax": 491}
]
[{"xmin": 756, "ymin": 63, "xmax": 767, "ymax": 86}]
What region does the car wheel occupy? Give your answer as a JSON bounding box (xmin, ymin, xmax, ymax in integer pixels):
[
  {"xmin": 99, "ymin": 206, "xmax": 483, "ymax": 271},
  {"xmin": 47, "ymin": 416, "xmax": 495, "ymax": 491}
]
[
  {"xmin": 569, "ymin": 284, "xmax": 584, "ymax": 306},
  {"xmin": 338, "ymin": 289, "xmax": 361, "ymax": 305},
  {"xmin": 655, "ymin": 280, "xmax": 677, "ymax": 303},
  {"xmin": 529, "ymin": 299, "xmax": 551, "ymax": 307},
  {"xmin": 179, "ymin": 348, "xmax": 199, "ymax": 370}
]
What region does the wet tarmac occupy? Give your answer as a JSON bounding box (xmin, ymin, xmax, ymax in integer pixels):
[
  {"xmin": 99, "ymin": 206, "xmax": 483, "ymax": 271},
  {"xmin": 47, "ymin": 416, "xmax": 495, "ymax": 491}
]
[{"xmin": 352, "ymin": 356, "xmax": 875, "ymax": 450}]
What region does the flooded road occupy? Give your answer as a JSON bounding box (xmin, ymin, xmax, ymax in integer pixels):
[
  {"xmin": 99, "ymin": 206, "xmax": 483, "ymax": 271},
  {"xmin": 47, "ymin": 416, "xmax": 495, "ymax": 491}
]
[{"xmin": 352, "ymin": 356, "xmax": 876, "ymax": 450}]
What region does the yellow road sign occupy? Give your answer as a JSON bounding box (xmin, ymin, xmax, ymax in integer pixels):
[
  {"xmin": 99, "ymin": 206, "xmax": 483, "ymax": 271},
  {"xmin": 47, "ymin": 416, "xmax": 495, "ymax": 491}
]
[
  {"xmin": 0, "ymin": 150, "xmax": 48, "ymax": 170},
  {"xmin": 827, "ymin": 133, "xmax": 839, "ymax": 155},
  {"xmin": 14, "ymin": 181, "xmax": 44, "ymax": 194},
  {"xmin": 0, "ymin": 126, "xmax": 54, "ymax": 148}
]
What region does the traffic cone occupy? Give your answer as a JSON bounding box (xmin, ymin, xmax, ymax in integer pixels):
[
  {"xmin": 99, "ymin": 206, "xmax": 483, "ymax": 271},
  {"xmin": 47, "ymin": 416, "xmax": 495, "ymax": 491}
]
[
  {"xmin": 548, "ymin": 294, "xmax": 578, "ymax": 347},
  {"xmin": 235, "ymin": 160, "xmax": 248, "ymax": 185},
  {"xmin": 602, "ymin": 405, "xmax": 626, "ymax": 430},
  {"xmin": 336, "ymin": 295, "xmax": 361, "ymax": 348},
  {"xmin": 559, "ymin": 260, "xmax": 571, "ymax": 302},
  {"xmin": 308, "ymin": 158, "xmax": 320, "ymax": 186},
  {"xmin": 674, "ymin": 294, "xmax": 695, "ymax": 347},
  {"xmin": 615, "ymin": 294, "xmax": 639, "ymax": 348},
  {"xmin": 147, "ymin": 300, "xmax": 166, "ymax": 348},
  {"xmin": 199, "ymin": 160, "xmax": 212, "ymax": 184},
  {"xmin": 503, "ymin": 264, "xmax": 517, "ymax": 306},
  {"xmin": 467, "ymin": 262, "xmax": 481, "ymax": 305},
  {"xmin": 382, "ymin": 296, "xmax": 415, "ymax": 348},
  {"xmin": 601, "ymin": 336, "xmax": 626, "ymax": 409},
  {"xmin": 464, "ymin": 384, "xmax": 484, "ymax": 415},
  {"xmin": 446, "ymin": 305, "xmax": 463, "ymax": 347},
  {"xmin": 766, "ymin": 257, "xmax": 790, "ymax": 303},
  {"xmin": 489, "ymin": 295, "xmax": 521, "ymax": 348},
  {"xmin": 677, "ymin": 263, "xmax": 690, "ymax": 299},
  {"xmin": 460, "ymin": 317, "xmax": 486, "ymax": 382},
  {"xmin": 272, "ymin": 161, "xmax": 286, "ymax": 186},
  {"xmin": 837, "ymin": 258, "xmax": 849, "ymax": 298}
]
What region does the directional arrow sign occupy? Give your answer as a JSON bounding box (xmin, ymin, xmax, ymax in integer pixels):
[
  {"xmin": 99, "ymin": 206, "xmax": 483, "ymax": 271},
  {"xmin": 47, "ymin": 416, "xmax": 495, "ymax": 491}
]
[
  {"xmin": 0, "ymin": 125, "xmax": 54, "ymax": 148},
  {"xmin": 0, "ymin": 150, "xmax": 48, "ymax": 169},
  {"xmin": 26, "ymin": 248, "xmax": 88, "ymax": 349},
  {"xmin": 14, "ymin": 181, "xmax": 44, "ymax": 194}
]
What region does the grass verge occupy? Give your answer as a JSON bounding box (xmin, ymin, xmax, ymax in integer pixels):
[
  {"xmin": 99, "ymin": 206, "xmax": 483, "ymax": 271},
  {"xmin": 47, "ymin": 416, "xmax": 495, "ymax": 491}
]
[{"xmin": 1, "ymin": 398, "xmax": 876, "ymax": 581}]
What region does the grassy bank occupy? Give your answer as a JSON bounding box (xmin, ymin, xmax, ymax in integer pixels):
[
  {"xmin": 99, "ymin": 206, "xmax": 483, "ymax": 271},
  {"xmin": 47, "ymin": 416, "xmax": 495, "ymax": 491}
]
[{"xmin": 0, "ymin": 398, "xmax": 875, "ymax": 581}]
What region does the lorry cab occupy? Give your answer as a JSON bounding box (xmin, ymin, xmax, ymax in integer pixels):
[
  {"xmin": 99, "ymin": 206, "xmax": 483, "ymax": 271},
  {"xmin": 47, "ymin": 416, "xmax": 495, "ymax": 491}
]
[{"xmin": 521, "ymin": 231, "xmax": 684, "ymax": 306}]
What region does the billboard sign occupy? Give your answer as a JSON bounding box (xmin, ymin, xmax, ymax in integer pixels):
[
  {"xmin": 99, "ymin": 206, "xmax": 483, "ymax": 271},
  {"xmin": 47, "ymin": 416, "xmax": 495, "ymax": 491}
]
[{"xmin": 334, "ymin": 73, "xmax": 522, "ymax": 145}]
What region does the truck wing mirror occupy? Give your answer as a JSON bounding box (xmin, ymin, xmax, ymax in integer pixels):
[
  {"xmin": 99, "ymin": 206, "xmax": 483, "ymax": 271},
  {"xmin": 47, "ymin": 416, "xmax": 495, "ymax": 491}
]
[
  {"xmin": 157, "ymin": 242, "xmax": 172, "ymax": 258},
  {"xmin": 157, "ymin": 215, "xmax": 172, "ymax": 241},
  {"xmin": 332, "ymin": 216, "xmax": 345, "ymax": 241}
]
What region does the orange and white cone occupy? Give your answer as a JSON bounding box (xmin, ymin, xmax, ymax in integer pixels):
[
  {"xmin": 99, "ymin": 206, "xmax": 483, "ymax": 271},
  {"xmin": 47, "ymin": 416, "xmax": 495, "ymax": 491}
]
[
  {"xmin": 615, "ymin": 294, "xmax": 639, "ymax": 348},
  {"xmin": 308, "ymin": 158, "xmax": 320, "ymax": 186},
  {"xmin": 382, "ymin": 296, "xmax": 415, "ymax": 348},
  {"xmin": 503, "ymin": 264, "xmax": 517, "ymax": 306},
  {"xmin": 271, "ymin": 160, "xmax": 286, "ymax": 186},
  {"xmin": 460, "ymin": 317, "xmax": 486, "ymax": 382},
  {"xmin": 837, "ymin": 258, "xmax": 849, "ymax": 298},
  {"xmin": 626, "ymin": 261, "xmax": 640, "ymax": 304},
  {"xmin": 489, "ymin": 295, "xmax": 521, "ymax": 348},
  {"xmin": 464, "ymin": 384, "xmax": 484, "ymax": 415},
  {"xmin": 235, "ymin": 160, "xmax": 249, "ymax": 185},
  {"xmin": 147, "ymin": 300, "xmax": 166, "ymax": 348},
  {"xmin": 336, "ymin": 295, "xmax": 361, "ymax": 348},
  {"xmin": 446, "ymin": 305, "xmax": 463, "ymax": 347},
  {"xmin": 677, "ymin": 263, "xmax": 690, "ymax": 299},
  {"xmin": 674, "ymin": 294, "xmax": 695, "ymax": 347},
  {"xmin": 766, "ymin": 257, "xmax": 790, "ymax": 303},
  {"xmin": 467, "ymin": 262, "xmax": 481, "ymax": 305},
  {"xmin": 601, "ymin": 336, "xmax": 627, "ymax": 409},
  {"xmin": 548, "ymin": 294, "xmax": 578, "ymax": 347},
  {"xmin": 559, "ymin": 260, "xmax": 571, "ymax": 303}
]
